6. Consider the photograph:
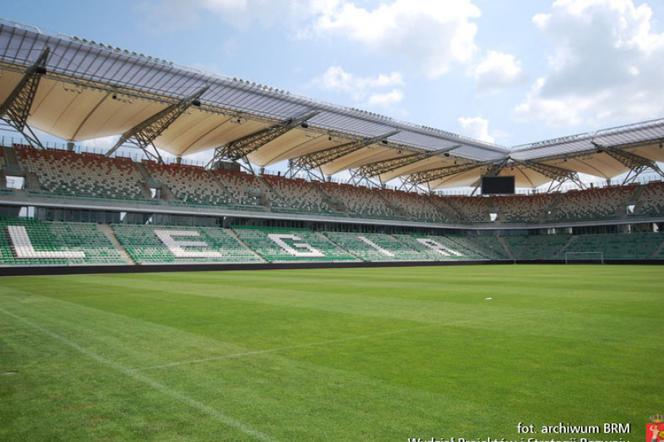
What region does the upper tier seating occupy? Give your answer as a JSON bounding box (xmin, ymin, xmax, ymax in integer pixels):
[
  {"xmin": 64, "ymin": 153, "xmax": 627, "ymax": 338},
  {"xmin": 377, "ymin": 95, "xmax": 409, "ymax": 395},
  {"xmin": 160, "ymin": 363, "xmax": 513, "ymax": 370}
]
[
  {"xmin": 17, "ymin": 148, "xmax": 147, "ymax": 200},
  {"xmin": 495, "ymin": 194, "xmax": 553, "ymax": 223},
  {"xmin": 379, "ymin": 189, "xmax": 445, "ymax": 223},
  {"xmin": 551, "ymin": 185, "xmax": 637, "ymax": 221},
  {"xmin": 443, "ymin": 196, "xmax": 495, "ymax": 223},
  {"xmin": 5, "ymin": 148, "xmax": 664, "ymax": 225},
  {"xmin": 0, "ymin": 218, "xmax": 125, "ymax": 266},
  {"xmin": 112, "ymin": 224, "xmax": 262, "ymax": 264},
  {"xmin": 635, "ymin": 181, "xmax": 664, "ymax": 216},
  {"xmin": 233, "ymin": 227, "xmax": 358, "ymax": 262},
  {"xmin": 261, "ymin": 175, "xmax": 334, "ymax": 214},
  {"xmin": 145, "ymin": 162, "xmax": 265, "ymax": 209},
  {"xmin": 324, "ymin": 231, "xmax": 430, "ymax": 261},
  {"xmin": 319, "ymin": 182, "xmax": 400, "ymax": 219}
]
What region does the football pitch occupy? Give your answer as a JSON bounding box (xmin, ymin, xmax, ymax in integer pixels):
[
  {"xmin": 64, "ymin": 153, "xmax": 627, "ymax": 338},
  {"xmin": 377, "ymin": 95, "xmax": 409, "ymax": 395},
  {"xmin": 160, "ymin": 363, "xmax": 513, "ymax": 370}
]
[{"xmin": 1, "ymin": 265, "xmax": 662, "ymax": 441}]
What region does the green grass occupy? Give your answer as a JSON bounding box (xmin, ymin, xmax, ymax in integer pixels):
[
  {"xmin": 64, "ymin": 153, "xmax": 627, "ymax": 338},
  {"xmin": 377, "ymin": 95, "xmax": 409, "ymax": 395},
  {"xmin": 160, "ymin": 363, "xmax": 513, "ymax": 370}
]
[{"xmin": 1, "ymin": 265, "xmax": 662, "ymax": 441}]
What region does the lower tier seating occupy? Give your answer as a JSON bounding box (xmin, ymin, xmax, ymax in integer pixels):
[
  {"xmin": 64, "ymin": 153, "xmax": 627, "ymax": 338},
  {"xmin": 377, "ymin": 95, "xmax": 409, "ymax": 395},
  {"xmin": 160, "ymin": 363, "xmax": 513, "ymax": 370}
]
[
  {"xmin": 0, "ymin": 218, "xmax": 125, "ymax": 266},
  {"xmin": 563, "ymin": 232, "xmax": 664, "ymax": 260},
  {"xmin": 112, "ymin": 224, "xmax": 262, "ymax": 264},
  {"xmin": 392, "ymin": 234, "xmax": 486, "ymax": 260},
  {"xmin": 1, "ymin": 218, "xmax": 663, "ymax": 266},
  {"xmin": 505, "ymin": 235, "xmax": 572, "ymax": 260},
  {"xmin": 324, "ymin": 232, "xmax": 430, "ymax": 261},
  {"xmin": 233, "ymin": 227, "xmax": 358, "ymax": 262}
]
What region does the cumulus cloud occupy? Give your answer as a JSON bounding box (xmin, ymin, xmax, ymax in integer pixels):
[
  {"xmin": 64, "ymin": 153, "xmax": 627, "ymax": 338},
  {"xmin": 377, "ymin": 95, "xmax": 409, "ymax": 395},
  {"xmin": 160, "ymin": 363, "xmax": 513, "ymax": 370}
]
[
  {"xmin": 314, "ymin": 65, "xmax": 404, "ymax": 107},
  {"xmin": 457, "ymin": 116, "xmax": 495, "ymax": 143},
  {"xmin": 309, "ymin": 0, "xmax": 481, "ymax": 78},
  {"xmin": 139, "ymin": 0, "xmax": 298, "ymax": 30},
  {"xmin": 515, "ymin": 0, "xmax": 664, "ymax": 127},
  {"xmin": 367, "ymin": 89, "xmax": 404, "ymax": 107},
  {"xmin": 472, "ymin": 50, "xmax": 524, "ymax": 92}
]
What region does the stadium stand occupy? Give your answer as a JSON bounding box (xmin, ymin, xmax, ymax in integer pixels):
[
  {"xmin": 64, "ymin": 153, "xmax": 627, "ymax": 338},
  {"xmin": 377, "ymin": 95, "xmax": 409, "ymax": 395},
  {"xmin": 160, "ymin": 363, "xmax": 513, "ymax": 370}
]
[
  {"xmin": 261, "ymin": 175, "xmax": 334, "ymax": 214},
  {"xmin": 318, "ymin": 182, "xmax": 400, "ymax": 219},
  {"xmin": 379, "ymin": 189, "xmax": 445, "ymax": 223},
  {"xmin": 391, "ymin": 234, "xmax": 486, "ymax": 260},
  {"xmin": 112, "ymin": 224, "xmax": 262, "ymax": 264},
  {"xmin": 144, "ymin": 162, "xmax": 266, "ymax": 209},
  {"xmin": 495, "ymin": 194, "xmax": 552, "ymax": 223},
  {"xmin": 324, "ymin": 231, "xmax": 430, "ymax": 261},
  {"xmin": 447, "ymin": 235, "xmax": 510, "ymax": 260},
  {"xmin": 233, "ymin": 226, "xmax": 358, "ymax": 262},
  {"xmin": 634, "ymin": 181, "xmax": 664, "ymax": 217},
  {"xmin": 504, "ymin": 234, "xmax": 572, "ymax": 260},
  {"xmin": 0, "ymin": 216, "xmax": 662, "ymax": 266},
  {"xmin": 443, "ymin": 196, "xmax": 494, "ymax": 223},
  {"xmin": 551, "ymin": 185, "xmax": 637, "ymax": 222},
  {"xmin": 3, "ymin": 148, "xmax": 664, "ymax": 226},
  {"xmin": 16, "ymin": 148, "xmax": 148, "ymax": 200},
  {"xmin": 0, "ymin": 218, "xmax": 125, "ymax": 266},
  {"xmin": 563, "ymin": 232, "xmax": 664, "ymax": 261}
]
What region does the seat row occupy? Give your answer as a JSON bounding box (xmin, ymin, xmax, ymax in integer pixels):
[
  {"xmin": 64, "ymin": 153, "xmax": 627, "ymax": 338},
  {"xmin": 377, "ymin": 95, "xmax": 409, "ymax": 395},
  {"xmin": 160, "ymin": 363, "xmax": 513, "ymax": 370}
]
[
  {"xmin": 4, "ymin": 147, "xmax": 664, "ymax": 224},
  {"xmin": 1, "ymin": 218, "xmax": 663, "ymax": 266}
]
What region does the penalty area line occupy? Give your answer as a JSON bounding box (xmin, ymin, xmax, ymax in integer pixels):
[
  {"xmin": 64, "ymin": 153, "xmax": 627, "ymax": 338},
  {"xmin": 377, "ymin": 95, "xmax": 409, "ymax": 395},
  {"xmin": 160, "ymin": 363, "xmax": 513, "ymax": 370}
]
[
  {"xmin": 136, "ymin": 320, "xmax": 470, "ymax": 372},
  {"xmin": 0, "ymin": 307, "xmax": 275, "ymax": 442}
]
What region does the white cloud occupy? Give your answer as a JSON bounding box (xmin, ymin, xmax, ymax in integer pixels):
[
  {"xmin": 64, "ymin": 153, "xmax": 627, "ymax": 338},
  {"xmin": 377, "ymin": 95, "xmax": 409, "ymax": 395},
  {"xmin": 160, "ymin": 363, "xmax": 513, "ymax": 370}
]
[
  {"xmin": 515, "ymin": 0, "xmax": 664, "ymax": 127},
  {"xmin": 368, "ymin": 89, "xmax": 403, "ymax": 107},
  {"xmin": 472, "ymin": 50, "xmax": 524, "ymax": 92},
  {"xmin": 139, "ymin": 0, "xmax": 298, "ymax": 30},
  {"xmin": 309, "ymin": 0, "xmax": 481, "ymax": 78},
  {"xmin": 314, "ymin": 66, "xmax": 404, "ymax": 107},
  {"xmin": 457, "ymin": 116, "xmax": 495, "ymax": 143}
]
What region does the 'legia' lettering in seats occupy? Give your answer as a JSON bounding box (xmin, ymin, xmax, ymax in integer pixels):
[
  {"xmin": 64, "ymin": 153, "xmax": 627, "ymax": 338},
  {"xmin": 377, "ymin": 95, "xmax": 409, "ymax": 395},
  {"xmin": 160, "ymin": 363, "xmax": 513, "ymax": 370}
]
[
  {"xmin": 416, "ymin": 238, "xmax": 462, "ymax": 257},
  {"xmin": 357, "ymin": 236, "xmax": 395, "ymax": 257},
  {"xmin": 267, "ymin": 234, "xmax": 325, "ymax": 257},
  {"xmin": 8, "ymin": 226, "xmax": 86, "ymax": 259},
  {"xmin": 154, "ymin": 230, "xmax": 223, "ymax": 258}
]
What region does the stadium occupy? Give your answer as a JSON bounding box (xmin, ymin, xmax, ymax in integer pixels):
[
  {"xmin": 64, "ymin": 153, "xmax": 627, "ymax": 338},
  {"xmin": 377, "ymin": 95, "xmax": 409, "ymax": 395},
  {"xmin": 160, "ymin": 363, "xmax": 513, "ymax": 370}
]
[{"xmin": 0, "ymin": 11, "xmax": 663, "ymax": 442}]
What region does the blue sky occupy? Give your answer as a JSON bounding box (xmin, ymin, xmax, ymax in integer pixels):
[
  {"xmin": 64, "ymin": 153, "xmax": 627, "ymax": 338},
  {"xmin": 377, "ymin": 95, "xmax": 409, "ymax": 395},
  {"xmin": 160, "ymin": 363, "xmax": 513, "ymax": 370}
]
[{"xmin": 3, "ymin": 0, "xmax": 664, "ymax": 151}]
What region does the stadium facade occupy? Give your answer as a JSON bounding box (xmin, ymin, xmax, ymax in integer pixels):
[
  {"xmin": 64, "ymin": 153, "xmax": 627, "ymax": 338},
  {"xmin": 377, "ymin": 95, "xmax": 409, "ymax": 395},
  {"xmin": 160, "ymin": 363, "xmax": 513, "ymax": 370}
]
[{"xmin": 0, "ymin": 19, "xmax": 663, "ymax": 272}]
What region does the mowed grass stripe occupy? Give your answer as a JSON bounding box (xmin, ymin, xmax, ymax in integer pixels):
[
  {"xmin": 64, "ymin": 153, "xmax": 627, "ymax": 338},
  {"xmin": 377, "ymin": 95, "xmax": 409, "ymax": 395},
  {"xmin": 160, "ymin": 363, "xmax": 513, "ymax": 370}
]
[
  {"xmin": 0, "ymin": 307, "xmax": 275, "ymax": 442},
  {"xmin": 1, "ymin": 265, "xmax": 663, "ymax": 440},
  {"xmin": 0, "ymin": 287, "xmax": 516, "ymax": 439},
  {"xmin": 16, "ymin": 267, "xmax": 658, "ymax": 347}
]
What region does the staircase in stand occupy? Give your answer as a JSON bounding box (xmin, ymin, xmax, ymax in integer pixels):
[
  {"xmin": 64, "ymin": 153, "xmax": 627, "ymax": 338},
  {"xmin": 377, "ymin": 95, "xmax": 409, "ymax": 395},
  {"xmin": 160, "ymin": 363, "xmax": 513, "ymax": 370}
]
[{"xmin": 98, "ymin": 224, "xmax": 134, "ymax": 264}]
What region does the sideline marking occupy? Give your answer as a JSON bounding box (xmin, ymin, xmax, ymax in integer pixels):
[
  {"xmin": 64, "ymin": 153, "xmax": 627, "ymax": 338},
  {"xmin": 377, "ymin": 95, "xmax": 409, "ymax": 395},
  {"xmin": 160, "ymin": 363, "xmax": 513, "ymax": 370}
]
[{"xmin": 0, "ymin": 307, "xmax": 275, "ymax": 442}]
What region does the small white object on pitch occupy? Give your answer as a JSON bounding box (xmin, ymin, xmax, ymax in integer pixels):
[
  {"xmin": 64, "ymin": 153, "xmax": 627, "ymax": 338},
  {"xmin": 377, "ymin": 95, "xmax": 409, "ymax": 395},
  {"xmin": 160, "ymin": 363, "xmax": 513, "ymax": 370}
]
[{"xmin": 484, "ymin": 297, "xmax": 493, "ymax": 301}]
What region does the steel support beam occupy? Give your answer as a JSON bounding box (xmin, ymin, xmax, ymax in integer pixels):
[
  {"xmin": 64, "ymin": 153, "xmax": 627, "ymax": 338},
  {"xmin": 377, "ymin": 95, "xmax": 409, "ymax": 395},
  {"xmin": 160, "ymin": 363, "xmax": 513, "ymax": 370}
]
[
  {"xmin": 593, "ymin": 142, "xmax": 664, "ymax": 184},
  {"xmin": 207, "ymin": 111, "xmax": 320, "ymax": 169},
  {"xmin": 293, "ymin": 129, "xmax": 400, "ymax": 170},
  {"xmin": 106, "ymin": 86, "xmax": 209, "ymax": 163},
  {"xmin": 355, "ymin": 147, "xmax": 449, "ymax": 179},
  {"xmin": 0, "ymin": 47, "xmax": 50, "ymax": 149},
  {"xmin": 516, "ymin": 160, "xmax": 585, "ymax": 192},
  {"xmin": 409, "ymin": 160, "xmax": 486, "ymax": 185}
]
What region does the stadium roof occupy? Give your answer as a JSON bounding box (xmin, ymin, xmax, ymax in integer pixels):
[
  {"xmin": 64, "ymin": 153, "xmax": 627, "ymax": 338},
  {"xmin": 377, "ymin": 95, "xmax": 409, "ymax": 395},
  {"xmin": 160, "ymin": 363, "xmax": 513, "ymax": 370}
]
[{"xmin": 0, "ymin": 19, "xmax": 663, "ymax": 189}]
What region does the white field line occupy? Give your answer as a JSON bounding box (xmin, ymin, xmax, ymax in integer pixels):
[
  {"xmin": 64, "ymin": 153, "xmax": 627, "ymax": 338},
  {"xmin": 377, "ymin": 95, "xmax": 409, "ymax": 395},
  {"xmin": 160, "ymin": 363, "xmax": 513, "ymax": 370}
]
[
  {"xmin": 0, "ymin": 307, "xmax": 275, "ymax": 442},
  {"xmin": 135, "ymin": 317, "xmax": 480, "ymax": 372}
]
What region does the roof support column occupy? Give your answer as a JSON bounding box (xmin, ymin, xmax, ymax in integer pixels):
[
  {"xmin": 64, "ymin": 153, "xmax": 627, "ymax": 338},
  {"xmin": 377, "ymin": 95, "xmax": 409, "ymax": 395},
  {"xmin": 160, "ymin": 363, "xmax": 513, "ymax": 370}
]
[
  {"xmin": 292, "ymin": 129, "xmax": 400, "ymax": 171},
  {"xmin": 593, "ymin": 142, "xmax": 664, "ymax": 184},
  {"xmin": 106, "ymin": 86, "xmax": 209, "ymax": 163},
  {"xmin": 207, "ymin": 111, "xmax": 320, "ymax": 173},
  {"xmin": 0, "ymin": 47, "xmax": 50, "ymax": 149}
]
